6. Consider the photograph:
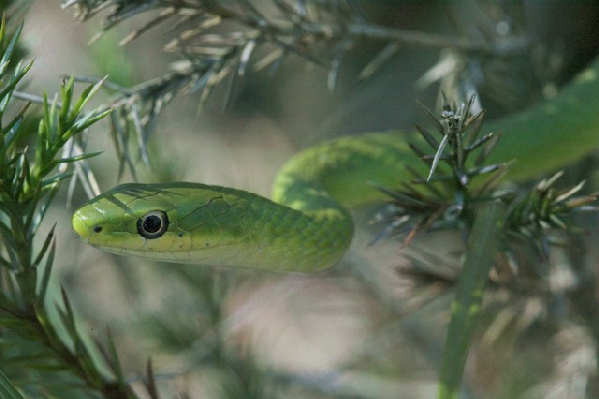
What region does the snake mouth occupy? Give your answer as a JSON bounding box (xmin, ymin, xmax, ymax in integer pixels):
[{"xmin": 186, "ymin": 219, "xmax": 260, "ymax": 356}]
[{"xmin": 72, "ymin": 211, "xmax": 92, "ymax": 239}]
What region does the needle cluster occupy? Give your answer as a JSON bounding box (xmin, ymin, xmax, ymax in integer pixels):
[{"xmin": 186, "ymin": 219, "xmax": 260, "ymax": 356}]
[
  {"xmin": 378, "ymin": 96, "xmax": 597, "ymax": 267},
  {"xmin": 0, "ymin": 15, "xmax": 150, "ymax": 398}
]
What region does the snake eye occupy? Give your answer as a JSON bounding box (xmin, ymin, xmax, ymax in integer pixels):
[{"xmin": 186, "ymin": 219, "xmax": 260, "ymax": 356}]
[{"xmin": 137, "ymin": 210, "xmax": 169, "ymax": 239}]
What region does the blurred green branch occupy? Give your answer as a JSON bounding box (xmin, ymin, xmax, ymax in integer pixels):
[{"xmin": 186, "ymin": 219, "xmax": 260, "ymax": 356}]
[
  {"xmin": 63, "ymin": 0, "xmax": 525, "ymax": 56},
  {"xmin": 60, "ymin": 0, "xmax": 530, "ymax": 178}
]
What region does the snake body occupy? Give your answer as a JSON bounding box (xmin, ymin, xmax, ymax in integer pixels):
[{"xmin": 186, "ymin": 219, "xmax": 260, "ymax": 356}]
[{"xmin": 72, "ymin": 58, "xmax": 599, "ymax": 271}]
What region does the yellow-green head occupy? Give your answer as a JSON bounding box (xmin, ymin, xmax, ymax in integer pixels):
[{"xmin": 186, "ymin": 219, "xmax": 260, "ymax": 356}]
[{"xmin": 72, "ymin": 183, "xmax": 253, "ymax": 265}]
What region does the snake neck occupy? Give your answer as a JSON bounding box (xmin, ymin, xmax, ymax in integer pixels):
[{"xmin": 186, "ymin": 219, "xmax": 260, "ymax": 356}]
[
  {"xmin": 269, "ymin": 132, "xmax": 414, "ymax": 270},
  {"xmin": 269, "ymin": 175, "xmax": 354, "ymax": 271}
]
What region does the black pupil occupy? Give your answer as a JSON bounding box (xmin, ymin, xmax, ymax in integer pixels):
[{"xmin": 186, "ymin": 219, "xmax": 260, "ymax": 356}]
[{"xmin": 143, "ymin": 215, "xmax": 162, "ymax": 233}]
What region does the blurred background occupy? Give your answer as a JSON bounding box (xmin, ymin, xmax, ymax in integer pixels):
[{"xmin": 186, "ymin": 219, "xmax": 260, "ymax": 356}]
[{"xmin": 11, "ymin": 1, "xmax": 599, "ymax": 398}]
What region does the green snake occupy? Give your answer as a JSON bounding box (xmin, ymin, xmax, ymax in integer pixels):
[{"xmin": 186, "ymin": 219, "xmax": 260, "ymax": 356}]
[{"xmin": 72, "ymin": 58, "xmax": 599, "ymax": 272}]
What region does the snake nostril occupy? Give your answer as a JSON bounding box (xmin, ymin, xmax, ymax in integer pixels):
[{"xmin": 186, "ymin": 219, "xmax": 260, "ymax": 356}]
[{"xmin": 93, "ymin": 225, "xmax": 103, "ymax": 234}]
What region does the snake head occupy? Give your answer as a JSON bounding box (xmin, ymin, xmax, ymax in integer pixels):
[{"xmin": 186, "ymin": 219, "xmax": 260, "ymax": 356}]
[
  {"xmin": 72, "ymin": 183, "xmax": 247, "ymax": 264},
  {"xmin": 73, "ymin": 180, "xmax": 353, "ymax": 271}
]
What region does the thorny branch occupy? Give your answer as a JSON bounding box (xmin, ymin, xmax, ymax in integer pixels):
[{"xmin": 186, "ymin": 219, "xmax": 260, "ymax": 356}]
[{"xmin": 60, "ymin": 0, "xmax": 529, "ymax": 174}]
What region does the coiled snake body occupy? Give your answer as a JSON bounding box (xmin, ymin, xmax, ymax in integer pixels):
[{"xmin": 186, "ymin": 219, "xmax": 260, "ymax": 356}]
[{"xmin": 72, "ymin": 59, "xmax": 599, "ymax": 271}]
